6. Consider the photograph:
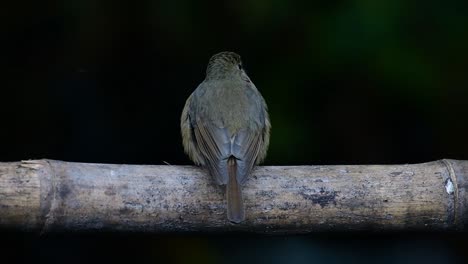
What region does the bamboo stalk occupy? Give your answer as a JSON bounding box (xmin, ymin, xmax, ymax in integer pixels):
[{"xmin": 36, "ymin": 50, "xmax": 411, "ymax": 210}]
[{"xmin": 0, "ymin": 159, "xmax": 466, "ymax": 233}]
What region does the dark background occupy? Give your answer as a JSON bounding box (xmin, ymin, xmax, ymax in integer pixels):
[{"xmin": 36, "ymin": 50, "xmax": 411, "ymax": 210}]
[{"xmin": 1, "ymin": 0, "xmax": 468, "ymax": 263}]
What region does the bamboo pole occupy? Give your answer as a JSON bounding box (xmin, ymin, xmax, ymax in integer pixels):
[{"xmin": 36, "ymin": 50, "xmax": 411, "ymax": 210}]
[{"xmin": 0, "ymin": 159, "xmax": 467, "ymax": 233}]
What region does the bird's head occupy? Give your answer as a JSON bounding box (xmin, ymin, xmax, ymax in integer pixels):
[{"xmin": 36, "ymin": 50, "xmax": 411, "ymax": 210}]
[{"xmin": 206, "ymin": 51, "xmax": 245, "ymax": 80}]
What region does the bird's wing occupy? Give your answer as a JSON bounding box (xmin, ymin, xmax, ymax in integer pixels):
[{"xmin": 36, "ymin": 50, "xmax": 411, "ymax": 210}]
[
  {"xmin": 193, "ymin": 119, "xmax": 269, "ymax": 185},
  {"xmin": 181, "ymin": 94, "xmax": 203, "ymax": 165},
  {"xmin": 192, "ymin": 119, "xmax": 232, "ymax": 185},
  {"xmin": 232, "ymin": 129, "xmax": 266, "ymax": 184},
  {"xmin": 231, "ymin": 98, "xmax": 270, "ymax": 184}
]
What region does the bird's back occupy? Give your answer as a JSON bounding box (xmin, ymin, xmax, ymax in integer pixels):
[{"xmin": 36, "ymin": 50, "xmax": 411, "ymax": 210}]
[
  {"xmin": 186, "ymin": 78, "xmax": 269, "ymax": 185},
  {"xmin": 193, "ymin": 79, "xmax": 265, "ymax": 135}
]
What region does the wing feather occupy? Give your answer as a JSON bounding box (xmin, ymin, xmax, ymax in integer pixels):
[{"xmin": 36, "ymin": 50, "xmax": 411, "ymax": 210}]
[{"xmin": 193, "ymin": 120, "xmax": 231, "ymax": 184}]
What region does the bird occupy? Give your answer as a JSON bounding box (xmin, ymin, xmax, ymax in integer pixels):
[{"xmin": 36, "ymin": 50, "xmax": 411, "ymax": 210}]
[{"xmin": 180, "ymin": 51, "xmax": 271, "ymax": 223}]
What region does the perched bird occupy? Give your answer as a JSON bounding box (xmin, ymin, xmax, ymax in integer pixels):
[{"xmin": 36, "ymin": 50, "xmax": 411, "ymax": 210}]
[{"xmin": 181, "ymin": 51, "xmax": 271, "ymax": 223}]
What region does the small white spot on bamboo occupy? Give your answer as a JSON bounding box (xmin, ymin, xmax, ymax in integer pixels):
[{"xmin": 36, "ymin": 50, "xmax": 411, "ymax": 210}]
[{"xmin": 445, "ymin": 179, "xmax": 454, "ymax": 194}]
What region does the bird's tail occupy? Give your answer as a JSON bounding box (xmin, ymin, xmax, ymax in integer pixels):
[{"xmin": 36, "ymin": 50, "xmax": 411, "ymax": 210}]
[{"xmin": 226, "ymin": 156, "xmax": 245, "ymax": 223}]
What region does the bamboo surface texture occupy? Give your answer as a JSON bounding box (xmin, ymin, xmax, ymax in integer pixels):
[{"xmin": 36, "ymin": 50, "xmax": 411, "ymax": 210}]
[{"xmin": 0, "ymin": 159, "xmax": 467, "ymax": 233}]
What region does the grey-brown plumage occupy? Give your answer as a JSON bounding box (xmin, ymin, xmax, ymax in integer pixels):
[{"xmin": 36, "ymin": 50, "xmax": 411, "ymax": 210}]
[{"xmin": 181, "ymin": 51, "xmax": 271, "ymax": 223}]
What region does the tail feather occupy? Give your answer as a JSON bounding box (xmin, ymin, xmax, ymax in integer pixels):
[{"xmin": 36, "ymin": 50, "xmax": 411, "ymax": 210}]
[{"xmin": 226, "ymin": 157, "xmax": 245, "ymax": 223}]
